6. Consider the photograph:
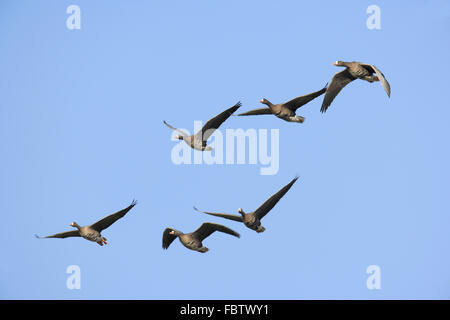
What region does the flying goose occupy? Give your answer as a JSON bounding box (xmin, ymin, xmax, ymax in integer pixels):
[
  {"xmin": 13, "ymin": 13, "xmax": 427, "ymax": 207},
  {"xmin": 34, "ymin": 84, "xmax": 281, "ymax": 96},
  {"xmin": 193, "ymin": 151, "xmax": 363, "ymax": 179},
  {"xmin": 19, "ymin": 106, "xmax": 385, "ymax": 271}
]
[
  {"xmin": 163, "ymin": 102, "xmax": 241, "ymax": 151},
  {"xmin": 321, "ymin": 61, "xmax": 391, "ymax": 113},
  {"xmin": 35, "ymin": 200, "xmax": 137, "ymax": 246},
  {"xmin": 194, "ymin": 177, "xmax": 298, "ymax": 233},
  {"xmin": 237, "ymin": 86, "xmax": 327, "ymax": 123},
  {"xmin": 162, "ymin": 222, "xmax": 240, "ymax": 253}
]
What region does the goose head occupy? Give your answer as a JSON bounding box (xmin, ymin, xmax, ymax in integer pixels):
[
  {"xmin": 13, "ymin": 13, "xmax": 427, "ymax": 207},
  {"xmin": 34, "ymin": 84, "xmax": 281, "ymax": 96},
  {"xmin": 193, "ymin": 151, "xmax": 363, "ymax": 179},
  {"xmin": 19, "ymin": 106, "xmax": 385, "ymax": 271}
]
[
  {"xmin": 259, "ymin": 98, "xmax": 272, "ymax": 106},
  {"xmin": 237, "ymin": 208, "xmax": 246, "ymax": 217},
  {"xmin": 69, "ymin": 222, "xmax": 81, "ymax": 229},
  {"xmin": 175, "ymin": 134, "xmax": 184, "ymax": 140},
  {"xmin": 169, "ymin": 229, "xmax": 183, "ymax": 237}
]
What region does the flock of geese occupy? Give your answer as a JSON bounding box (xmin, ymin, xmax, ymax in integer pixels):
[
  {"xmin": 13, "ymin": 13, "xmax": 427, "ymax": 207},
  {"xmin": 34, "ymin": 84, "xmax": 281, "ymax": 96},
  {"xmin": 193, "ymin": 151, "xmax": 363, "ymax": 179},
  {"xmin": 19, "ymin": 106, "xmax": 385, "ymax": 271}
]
[{"xmin": 35, "ymin": 61, "xmax": 391, "ymax": 253}]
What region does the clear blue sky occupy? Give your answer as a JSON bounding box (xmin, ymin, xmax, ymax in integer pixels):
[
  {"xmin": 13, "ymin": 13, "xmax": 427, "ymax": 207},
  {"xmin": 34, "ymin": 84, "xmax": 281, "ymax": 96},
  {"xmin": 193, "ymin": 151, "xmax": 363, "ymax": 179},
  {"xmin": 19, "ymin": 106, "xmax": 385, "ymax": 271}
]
[{"xmin": 1, "ymin": 0, "xmax": 450, "ymax": 299}]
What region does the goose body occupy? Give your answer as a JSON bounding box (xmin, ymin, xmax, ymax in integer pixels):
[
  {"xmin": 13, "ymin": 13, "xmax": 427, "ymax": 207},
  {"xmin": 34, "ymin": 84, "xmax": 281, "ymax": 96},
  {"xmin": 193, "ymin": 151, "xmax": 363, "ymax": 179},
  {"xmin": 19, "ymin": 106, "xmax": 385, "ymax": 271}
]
[
  {"xmin": 164, "ymin": 102, "xmax": 241, "ymax": 151},
  {"xmin": 162, "ymin": 222, "xmax": 240, "ymax": 253},
  {"xmin": 238, "ymin": 86, "xmax": 326, "ymax": 123},
  {"xmin": 321, "ymin": 61, "xmax": 391, "ymax": 112},
  {"xmin": 35, "ymin": 200, "xmax": 137, "ymax": 246},
  {"xmin": 194, "ymin": 176, "xmax": 298, "ymax": 233}
]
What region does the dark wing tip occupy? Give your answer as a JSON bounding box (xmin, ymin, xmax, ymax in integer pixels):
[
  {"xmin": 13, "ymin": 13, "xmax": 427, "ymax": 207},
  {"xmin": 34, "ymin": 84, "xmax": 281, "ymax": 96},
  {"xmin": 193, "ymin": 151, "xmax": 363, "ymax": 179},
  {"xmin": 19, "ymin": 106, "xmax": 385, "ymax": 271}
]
[
  {"xmin": 130, "ymin": 199, "xmax": 138, "ymax": 207},
  {"xmin": 234, "ymin": 101, "xmax": 242, "ymax": 108},
  {"xmin": 320, "ymin": 103, "xmax": 329, "ymax": 113},
  {"xmin": 34, "ymin": 234, "xmax": 42, "ymax": 239},
  {"xmin": 286, "ymin": 176, "xmax": 299, "ymax": 189},
  {"xmin": 193, "ymin": 206, "xmax": 200, "ymax": 212}
]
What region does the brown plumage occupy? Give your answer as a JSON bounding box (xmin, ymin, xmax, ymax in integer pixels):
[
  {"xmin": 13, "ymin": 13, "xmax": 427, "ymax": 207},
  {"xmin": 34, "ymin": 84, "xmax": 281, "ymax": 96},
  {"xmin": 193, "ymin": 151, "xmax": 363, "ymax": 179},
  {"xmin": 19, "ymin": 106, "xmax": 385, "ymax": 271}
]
[
  {"xmin": 162, "ymin": 222, "xmax": 240, "ymax": 253},
  {"xmin": 163, "ymin": 102, "xmax": 241, "ymax": 151},
  {"xmin": 321, "ymin": 61, "xmax": 391, "ymax": 113},
  {"xmin": 194, "ymin": 177, "xmax": 298, "ymax": 233},
  {"xmin": 238, "ymin": 86, "xmax": 326, "ymax": 123},
  {"xmin": 35, "ymin": 200, "xmax": 137, "ymax": 246}
]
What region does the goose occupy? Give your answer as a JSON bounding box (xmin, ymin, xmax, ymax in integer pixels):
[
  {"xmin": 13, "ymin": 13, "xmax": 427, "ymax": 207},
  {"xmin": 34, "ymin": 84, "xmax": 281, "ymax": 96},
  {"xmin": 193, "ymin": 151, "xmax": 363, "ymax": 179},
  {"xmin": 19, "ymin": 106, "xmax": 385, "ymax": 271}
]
[
  {"xmin": 321, "ymin": 61, "xmax": 391, "ymax": 113},
  {"xmin": 162, "ymin": 222, "xmax": 240, "ymax": 253},
  {"xmin": 163, "ymin": 102, "xmax": 241, "ymax": 151},
  {"xmin": 194, "ymin": 177, "xmax": 298, "ymax": 233},
  {"xmin": 35, "ymin": 200, "xmax": 137, "ymax": 246},
  {"xmin": 237, "ymin": 85, "xmax": 327, "ymax": 123}
]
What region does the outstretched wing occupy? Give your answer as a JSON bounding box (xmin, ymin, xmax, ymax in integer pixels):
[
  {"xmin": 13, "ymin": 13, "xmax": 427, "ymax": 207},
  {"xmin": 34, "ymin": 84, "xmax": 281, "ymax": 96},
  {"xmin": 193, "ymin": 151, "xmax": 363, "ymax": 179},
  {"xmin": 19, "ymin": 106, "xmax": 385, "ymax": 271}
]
[
  {"xmin": 195, "ymin": 102, "xmax": 241, "ymax": 142},
  {"xmin": 321, "ymin": 69, "xmax": 356, "ymax": 113},
  {"xmin": 361, "ymin": 63, "xmax": 391, "ymax": 97},
  {"xmin": 193, "ymin": 206, "xmax": 243, "ymax": 222},
  {"xmin": 253, "ymin": 177, "xmax": 299, "ymax": 220},
  {"xmin": 192, "ymin": 222, "xmax": 240, "ymax": 241},
  {"xmin": 35, "ymin": 230, "xmax": 80, "ymax": 239},
  {"xmin": 162, "ymin": 228, "xmax": 178, "ymax": 249},
  {"xmin": 90, "ymin": 200, "xmax": 137, "ymax": 232},
  {"xmin": 237, "ymin": 108, "xmax": 273, "ymax": 116},
  {"xmin": 163, "ymin": 120, "xmax": 189, "ymax": 137},
  {"xmin": 284, "ymin": 84, "xmax": 328, "ymax": 112}
]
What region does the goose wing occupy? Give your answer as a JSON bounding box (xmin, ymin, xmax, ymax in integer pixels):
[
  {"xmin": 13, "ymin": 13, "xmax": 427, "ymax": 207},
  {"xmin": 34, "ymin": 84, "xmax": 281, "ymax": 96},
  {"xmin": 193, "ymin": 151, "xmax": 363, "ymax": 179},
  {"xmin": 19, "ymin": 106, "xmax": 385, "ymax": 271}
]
[
  {"xmin": 193, "ymin": 206, "xmax": 243, "ymax": 222},
  {"xmin": 162, "ymin": 228, "xmax": 178, "ymax": 249},
  {"xmin": 361, "ymin": 63, "xmax": 391, "ymax": 97},
  {"xmin": 237, "ymin": 108, "xmax": 273, "ymax": 116},
  {"xmin": 192, "ymin": 222, "xmax": 240, "ymax": 241},
  {"xmin": 321, "ymin": 69, "xmax": 356, "ymax": 113},
  {"xmin": 284, "ymin": 84, "xmax": 328, "ymax": 112},
  {"xmin": 35, "ymin": 230, "xmax": 80, "ymax": 239},
  {"xmin": 194, "ymin": 102, "xmax": 241, "ymax": 142},
  {"xmin": 90, "ymin": 200, "xmax": 137, "ymax": 232},
  {"xmin": 253, "ymin": 177, "xmax": 299, "ymax": 220},
  {"xmin": 163, "ymin": 120, "xmax": 189, "ymax": 137}
]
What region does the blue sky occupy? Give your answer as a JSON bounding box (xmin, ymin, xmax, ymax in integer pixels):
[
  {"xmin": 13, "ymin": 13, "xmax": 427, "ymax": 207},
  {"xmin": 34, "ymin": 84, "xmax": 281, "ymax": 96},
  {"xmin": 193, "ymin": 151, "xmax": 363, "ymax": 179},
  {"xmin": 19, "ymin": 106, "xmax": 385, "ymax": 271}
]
[{"xmin": 1, "ymin": 0, "xmax": 450, "ymax": 299}]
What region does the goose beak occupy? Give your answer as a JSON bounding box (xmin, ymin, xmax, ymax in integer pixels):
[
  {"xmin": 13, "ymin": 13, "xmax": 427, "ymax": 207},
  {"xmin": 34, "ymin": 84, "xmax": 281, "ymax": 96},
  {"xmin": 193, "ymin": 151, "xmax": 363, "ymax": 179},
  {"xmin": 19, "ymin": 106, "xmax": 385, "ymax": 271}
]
[
  {"xmin": 333, "ymin": 61, "xmax": 339, "ymax": 66},
  {"xmin": 259, "ymin": 99, "xmax": 264, "ymax": 103}
]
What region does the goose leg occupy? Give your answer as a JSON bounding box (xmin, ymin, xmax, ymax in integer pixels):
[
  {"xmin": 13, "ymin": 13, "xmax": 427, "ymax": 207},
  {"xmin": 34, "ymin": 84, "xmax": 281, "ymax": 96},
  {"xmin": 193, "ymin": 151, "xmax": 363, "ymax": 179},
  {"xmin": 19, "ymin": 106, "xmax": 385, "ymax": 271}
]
[
  {"xmin": 363, "ymin": 75, "xmax": 379, "ymax": 83},
  {"xmin": 286, "ymin": 115, "xmax": 305, "ymax": 123},
  {"xmin": 256, "ymin": 225, "xmax": 266, "ymax": 233},
  {"xmin": 97, "ymin": 241, "xmax": 104, "ymax": 246},
  {"xmin": 102, "ymin": 237, "xmax": 108, "ymax": 245}
]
